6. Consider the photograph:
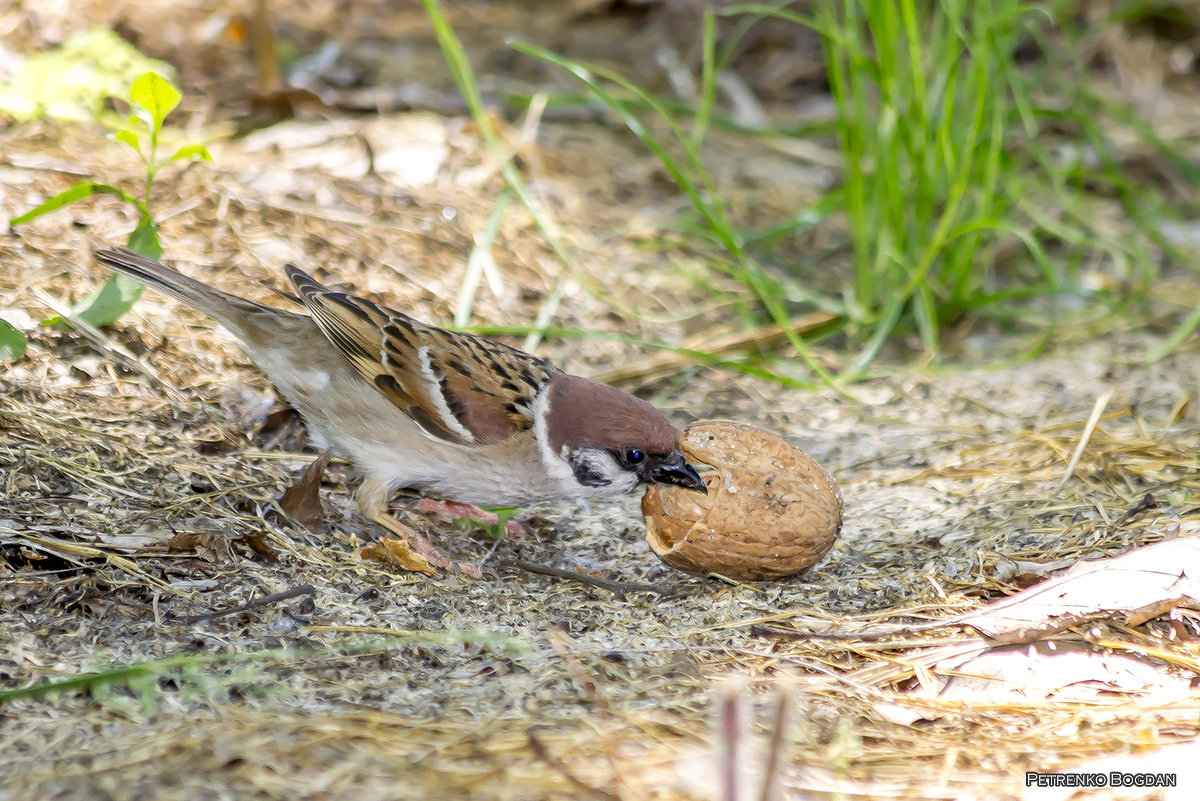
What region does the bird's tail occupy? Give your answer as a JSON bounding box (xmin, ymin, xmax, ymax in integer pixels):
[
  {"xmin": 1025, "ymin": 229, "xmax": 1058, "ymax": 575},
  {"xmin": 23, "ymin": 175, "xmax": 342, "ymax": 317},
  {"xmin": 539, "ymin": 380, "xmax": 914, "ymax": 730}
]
[{"xmin": 93, "ymin": 247, "xmax": 277, "ymax": 330}]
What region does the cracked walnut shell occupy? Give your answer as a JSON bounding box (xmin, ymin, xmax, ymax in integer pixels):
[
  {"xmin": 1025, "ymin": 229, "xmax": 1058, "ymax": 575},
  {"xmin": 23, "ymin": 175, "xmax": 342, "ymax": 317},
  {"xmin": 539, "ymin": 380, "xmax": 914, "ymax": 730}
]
[{"xmin": 642, "ymin": 420, "xmax": 842, "ymax": 580}]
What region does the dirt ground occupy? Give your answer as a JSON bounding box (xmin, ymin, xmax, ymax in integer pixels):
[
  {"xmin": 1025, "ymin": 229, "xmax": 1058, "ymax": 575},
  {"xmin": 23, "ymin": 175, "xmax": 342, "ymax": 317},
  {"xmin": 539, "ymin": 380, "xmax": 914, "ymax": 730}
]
[{"xmin": 4, "ymin": 3, "xmax": 1200, "ymax": 800}]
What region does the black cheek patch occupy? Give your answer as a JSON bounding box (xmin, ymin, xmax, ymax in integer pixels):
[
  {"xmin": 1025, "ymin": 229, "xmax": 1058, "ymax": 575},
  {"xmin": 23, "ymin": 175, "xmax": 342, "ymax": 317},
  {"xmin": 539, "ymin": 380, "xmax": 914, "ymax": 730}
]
[{"xmin": 569, "ymin": 451, "xmax": 612, "ymax": 488}]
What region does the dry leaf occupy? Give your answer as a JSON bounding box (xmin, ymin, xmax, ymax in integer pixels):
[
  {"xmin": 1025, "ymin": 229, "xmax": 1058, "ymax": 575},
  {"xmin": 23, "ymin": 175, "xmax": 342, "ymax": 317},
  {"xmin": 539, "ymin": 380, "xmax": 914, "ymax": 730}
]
[
  {"xmin": 949, "ymin": 536, "xmax": 1200, "ymax": 644},
  {"xmin": 91, "ymin": 522, "xmax": 175, "ymax": 551},
  {"xmin": 1125, "ymin": 596, "xmax": 1191, "ymax": 627},
  {"xmin": 242, "ymin": 530, "xmax": 279, "ymax": 563},
  {"xmin": 279, "ymin": 450, "xmax": 332, "ymax": 531},
  {"xmin": 826, "ymin": 534, "xmax": 1200, "ymax": 700},
  {"xmin": 361, "ymin": 538, "xmax": 436, "ymax": 576},
  {"xmin": 166, "ymin": 531, "xmax": 201, "ymax": 551},
  {"xmin": 938, "ymin": 640, "xmax": 1194, "ymax": 703}
]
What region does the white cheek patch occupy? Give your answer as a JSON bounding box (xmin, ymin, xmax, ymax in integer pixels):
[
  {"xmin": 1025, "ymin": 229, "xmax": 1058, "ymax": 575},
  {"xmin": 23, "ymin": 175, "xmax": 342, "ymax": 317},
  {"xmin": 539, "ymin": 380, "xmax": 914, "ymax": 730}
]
[
  {"xmin": 571, "ymin": 447, "xmax": 612, "ymax": 486},
  {"xmin": 570, "ymin": 446, "xmax": 639, "ymax": 492},
  {"xmin": 532, "ymin": 384, "xmax": 576, "ymax": 485}
]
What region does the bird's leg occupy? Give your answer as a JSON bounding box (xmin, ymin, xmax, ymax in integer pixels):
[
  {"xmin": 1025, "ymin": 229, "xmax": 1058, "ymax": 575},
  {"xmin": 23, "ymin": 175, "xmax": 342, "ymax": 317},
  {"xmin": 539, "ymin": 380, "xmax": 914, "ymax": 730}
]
[
  {"xmin": 409, "ymin": 498, "xmax": 531, "ymax": 537},
  {"xmin": 355, "ymin": 479, "xmax": 482, "ymax": 578}
]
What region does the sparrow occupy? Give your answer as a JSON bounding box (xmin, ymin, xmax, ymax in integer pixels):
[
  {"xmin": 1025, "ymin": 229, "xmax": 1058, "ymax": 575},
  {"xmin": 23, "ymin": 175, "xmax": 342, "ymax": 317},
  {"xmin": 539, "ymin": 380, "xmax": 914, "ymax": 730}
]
[{"xmin": 92, "ymin": 247, "xmax": 706, "ymax": 574}]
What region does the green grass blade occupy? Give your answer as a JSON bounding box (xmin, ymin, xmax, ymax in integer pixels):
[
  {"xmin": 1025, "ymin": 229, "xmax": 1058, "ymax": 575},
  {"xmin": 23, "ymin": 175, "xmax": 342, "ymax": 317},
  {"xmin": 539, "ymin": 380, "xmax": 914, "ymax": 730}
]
[
  {"xmin": 9, "ymin": 182, "xmax": 144, "ymax": 227},
  {"xmin": 422, "ymin": 0, "xmax": 591, "ymax": 351}
]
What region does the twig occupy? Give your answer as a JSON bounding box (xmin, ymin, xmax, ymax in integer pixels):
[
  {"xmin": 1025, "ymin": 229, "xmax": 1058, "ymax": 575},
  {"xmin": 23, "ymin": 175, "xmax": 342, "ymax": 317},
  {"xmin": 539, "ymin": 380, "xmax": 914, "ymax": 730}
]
[
  {"xmin": 527, "ymin": 729, "xmax": 622, "ymax": 801},
  {"xmin": 748, "ymin": 619, "xmax": 953, "ymax": 642},
  {"xmin": 1111, "ymin": 493, "xmax": 1158, "ymax": 528},
  {"xmin": 757, "ymin": 686, "xmax": 790, "ymax": 801},
  {"xmin": 177, "ymin": 584, "xmax": 315, "ymax": 625},
  {"xmin": 718, "ymin": 680, "xmax": 745, "ymax": 801},
  {"xmin": 500, "ymin": 558, "xmax": 678, "ymax": 597}
]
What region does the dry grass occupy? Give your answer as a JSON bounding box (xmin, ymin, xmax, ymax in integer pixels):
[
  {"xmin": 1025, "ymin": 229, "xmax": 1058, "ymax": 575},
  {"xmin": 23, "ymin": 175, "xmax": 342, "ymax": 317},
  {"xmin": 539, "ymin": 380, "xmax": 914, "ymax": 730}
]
[
  {"xmin": 4, "ymin": 114, "xmax": 1200, "ymax": 798},
  {"xmin": 4, "ymin": 3, "xmax": 1200, "ymax": 799}
]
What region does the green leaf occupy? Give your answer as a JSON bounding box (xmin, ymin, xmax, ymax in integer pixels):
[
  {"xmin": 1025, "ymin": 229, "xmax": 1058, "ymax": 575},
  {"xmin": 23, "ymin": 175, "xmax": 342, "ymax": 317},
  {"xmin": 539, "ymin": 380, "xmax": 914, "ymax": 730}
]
[
  {"xmin": 128, "ymin": 72, "xmax": 180, "ymax": 131},
  {"xmin": 10, "ymin": 182, "xmax": 98, "ymax": 226},
  {"xmin": 166, "ymin": 143, "xmax": 212, "ymax": 164},
  {"xmin": 9, "ymin": 182, "xmax": 143, "ymax": 227},
  {"xmin": 0, "ymin": 320, "xmax": 27, "ymax": 361},
  {"xmin": 126, "ymin": 216, "xmax": 162, "ymax": 259},
  {"xmin": 70, "ymin": 274, "xmax": 145, "ymax": 329},
  {"xmin": 112, "ymin": 128, "xmax": 141, "ymax": 152},
  {"xmin": 66, "ymin": 216, "xmax": 159, "ymax": 327}
]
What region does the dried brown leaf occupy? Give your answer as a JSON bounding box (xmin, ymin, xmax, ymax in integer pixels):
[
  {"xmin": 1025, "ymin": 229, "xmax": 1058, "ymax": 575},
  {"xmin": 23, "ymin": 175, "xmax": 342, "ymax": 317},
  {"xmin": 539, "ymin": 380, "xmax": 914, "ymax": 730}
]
[
  {"xmin": 279, "ymin": 450, "xmax": 332, "ymax": 530},
  {"xmin": 1125, "ymin": 596, "xmax": 1190, "ymax": 628},
  {"xmin": 242, "ymin": 530, "xmax": 279, "ymax": 563},
  {"xmin": 361, "ymin": 537, "xmax": 436, "ymax": 576}
]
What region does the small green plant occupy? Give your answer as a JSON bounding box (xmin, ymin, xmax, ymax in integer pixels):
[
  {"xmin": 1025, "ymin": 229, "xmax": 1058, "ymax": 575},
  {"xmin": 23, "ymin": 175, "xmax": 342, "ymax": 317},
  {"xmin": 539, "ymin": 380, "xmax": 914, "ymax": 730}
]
[
  {"xmin": 423, "ymin": 0, "xmax": 839, "ymax": 389},
  {"xmin": 0, "ymin": 319, "xmax": 28, "ymax": 361},
  {"xmin": 462, "ymin": 505, "xmax": 518, "ymax": 540},
  {"xmin": 806, "ymin": 0, "xmax": 1040, "ymax": 367},
  {"xmin": 9, "ymin": 70, "xmax": 210, "ymax": 331},
  {"xmin": 509, "ymin": 31, "xmax": 838, "ymax": 389},
  {"xmin": 510, "ymin": 2, "xmax": 1039, "ymax": 380}
]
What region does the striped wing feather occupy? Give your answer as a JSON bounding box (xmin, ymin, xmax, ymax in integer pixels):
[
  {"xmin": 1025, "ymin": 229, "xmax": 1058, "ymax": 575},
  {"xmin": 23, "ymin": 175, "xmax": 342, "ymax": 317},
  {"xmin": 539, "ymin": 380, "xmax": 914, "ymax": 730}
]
[{"xmin": 284, "ymin": 265, "xmax": 556, "ymax": 445}]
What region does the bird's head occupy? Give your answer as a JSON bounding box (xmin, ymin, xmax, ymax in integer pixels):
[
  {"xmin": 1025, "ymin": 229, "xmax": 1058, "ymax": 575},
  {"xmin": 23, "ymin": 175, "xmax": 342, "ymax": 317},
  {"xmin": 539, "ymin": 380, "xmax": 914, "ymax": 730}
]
[{"xmin": 542, "ymin": 373, "xmax": 707, "ymax": 496}]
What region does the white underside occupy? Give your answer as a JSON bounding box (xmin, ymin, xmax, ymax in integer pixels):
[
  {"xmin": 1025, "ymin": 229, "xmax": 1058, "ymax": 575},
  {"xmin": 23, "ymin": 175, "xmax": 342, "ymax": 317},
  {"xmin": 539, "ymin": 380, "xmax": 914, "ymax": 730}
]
[{"xmin": 254, "ymin": 347, "xmax": 622, "ymax": 507}]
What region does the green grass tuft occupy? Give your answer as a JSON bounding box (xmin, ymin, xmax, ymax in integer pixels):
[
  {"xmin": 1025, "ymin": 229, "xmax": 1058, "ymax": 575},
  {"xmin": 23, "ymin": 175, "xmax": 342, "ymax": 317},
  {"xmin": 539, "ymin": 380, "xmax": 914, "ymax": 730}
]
[{"xmin": 444, "ymin": 2, "xmax": 1200, "ymax": 380}]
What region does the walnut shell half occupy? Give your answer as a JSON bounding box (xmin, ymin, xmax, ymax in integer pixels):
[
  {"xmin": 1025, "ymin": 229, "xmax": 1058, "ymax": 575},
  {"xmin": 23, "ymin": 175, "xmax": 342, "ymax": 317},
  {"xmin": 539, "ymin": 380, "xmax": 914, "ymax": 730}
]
[{"xmin": 642, "ymin": 420, "xmax": 842, "ymax": 580}]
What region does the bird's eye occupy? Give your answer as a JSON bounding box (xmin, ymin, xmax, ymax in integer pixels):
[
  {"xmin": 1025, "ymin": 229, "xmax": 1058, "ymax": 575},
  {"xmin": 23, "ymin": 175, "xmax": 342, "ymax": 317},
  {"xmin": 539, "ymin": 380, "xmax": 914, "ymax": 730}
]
[{"xmin": 623, "ymin": 448, "xmax": 646, "ymax": 466}]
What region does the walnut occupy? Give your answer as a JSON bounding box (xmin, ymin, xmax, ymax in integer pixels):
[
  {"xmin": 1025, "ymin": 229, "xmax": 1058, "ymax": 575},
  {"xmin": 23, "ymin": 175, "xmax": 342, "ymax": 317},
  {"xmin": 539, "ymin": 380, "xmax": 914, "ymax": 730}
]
[{"xmin": 642, "ymin": 420, "xmax": 842, "ymax": 580}]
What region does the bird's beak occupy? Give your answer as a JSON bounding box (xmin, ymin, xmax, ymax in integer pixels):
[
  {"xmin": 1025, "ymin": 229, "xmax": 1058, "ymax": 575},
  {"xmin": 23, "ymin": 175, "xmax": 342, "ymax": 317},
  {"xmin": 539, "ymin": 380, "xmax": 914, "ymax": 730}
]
[{"xmin": 650, "ymin": 451, "xmax": 708, "ymax": 494}]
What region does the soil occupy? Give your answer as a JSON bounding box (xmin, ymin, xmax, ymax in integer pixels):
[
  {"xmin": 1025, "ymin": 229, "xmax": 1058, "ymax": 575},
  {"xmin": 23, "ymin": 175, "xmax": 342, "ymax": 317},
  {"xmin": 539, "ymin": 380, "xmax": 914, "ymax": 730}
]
[{"xmin": 3, "ymin": 3, "xmax": 1200, "ymax": 799}]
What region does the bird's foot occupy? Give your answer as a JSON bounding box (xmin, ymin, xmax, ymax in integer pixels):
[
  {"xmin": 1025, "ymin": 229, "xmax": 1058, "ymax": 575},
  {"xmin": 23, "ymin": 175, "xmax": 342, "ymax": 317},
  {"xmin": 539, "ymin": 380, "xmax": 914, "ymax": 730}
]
[
  {"xmin": 404, "ymin": 528, "xmax": 483, "ymax": 578},
  {"xmin": 410, "ymin": 498, "xmax": 530, "ymax": 537}
]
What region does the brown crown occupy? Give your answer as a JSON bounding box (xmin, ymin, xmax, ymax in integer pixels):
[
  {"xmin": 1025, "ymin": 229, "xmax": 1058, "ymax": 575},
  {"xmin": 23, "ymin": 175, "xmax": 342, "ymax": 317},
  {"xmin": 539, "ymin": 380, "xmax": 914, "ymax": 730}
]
[{"xmin": 546, "ymin": 373, "xmax": 680, "ymax": 456}]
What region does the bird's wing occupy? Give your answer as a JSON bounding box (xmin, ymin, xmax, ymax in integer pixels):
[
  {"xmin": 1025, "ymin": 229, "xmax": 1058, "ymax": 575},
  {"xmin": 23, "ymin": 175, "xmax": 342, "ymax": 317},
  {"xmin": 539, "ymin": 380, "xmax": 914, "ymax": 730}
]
[{"xmin": 285, "ymin": 264, "xmax": 557, "ymax": 445}]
